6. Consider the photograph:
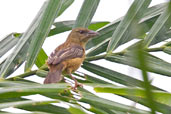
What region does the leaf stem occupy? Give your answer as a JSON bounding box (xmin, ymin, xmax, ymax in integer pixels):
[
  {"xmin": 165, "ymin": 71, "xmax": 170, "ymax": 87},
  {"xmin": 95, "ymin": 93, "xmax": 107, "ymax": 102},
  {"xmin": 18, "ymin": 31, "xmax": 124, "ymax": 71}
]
[
  {"xmin": 86, "ymin": 46, "xmax": 166, "ymax": 61},
  {"xmin": 7, "ymin": 70, "xmax": 37, "ymax": 81},
  {"xmin": 85, "ymin": 54, "xmax": 106, "ymax": 61},
  {"xmin": 145, "ymin": 46, "xmax": 165, "ymax": 52}
]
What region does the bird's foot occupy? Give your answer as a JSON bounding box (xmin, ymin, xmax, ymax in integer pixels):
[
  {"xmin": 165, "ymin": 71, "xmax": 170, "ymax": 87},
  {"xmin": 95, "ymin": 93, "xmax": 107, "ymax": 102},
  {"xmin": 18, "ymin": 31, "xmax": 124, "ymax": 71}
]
[
  {"xmin": 69, "ymin": 74, "xmax": 83, "ymax": 90},
  {"xmin": 72, "ymin": 81, "xmax": 83, "ymax": 90}
]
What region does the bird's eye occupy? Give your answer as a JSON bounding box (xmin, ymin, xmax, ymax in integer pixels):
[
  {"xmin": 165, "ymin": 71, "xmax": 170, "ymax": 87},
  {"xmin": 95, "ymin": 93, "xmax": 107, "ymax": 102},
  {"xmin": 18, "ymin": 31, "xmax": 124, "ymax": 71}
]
[{"xmin": 79, "ymin": 30, "xmax": 85, "ymax": 34}]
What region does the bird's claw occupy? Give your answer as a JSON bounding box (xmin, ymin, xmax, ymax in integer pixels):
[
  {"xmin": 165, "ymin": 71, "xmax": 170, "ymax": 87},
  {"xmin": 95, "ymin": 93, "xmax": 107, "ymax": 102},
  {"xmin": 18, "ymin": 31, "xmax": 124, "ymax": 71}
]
[{"xmin": 72, "ymin": 82, "xmax": 83, "ymax": 90}]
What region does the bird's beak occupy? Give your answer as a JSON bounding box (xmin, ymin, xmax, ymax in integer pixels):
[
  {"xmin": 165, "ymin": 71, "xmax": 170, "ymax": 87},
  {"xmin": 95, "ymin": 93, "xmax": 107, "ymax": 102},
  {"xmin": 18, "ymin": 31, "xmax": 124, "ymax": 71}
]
[{"xmin": 87, "ymin": 30, "xmax": 99, "ymax": 38}]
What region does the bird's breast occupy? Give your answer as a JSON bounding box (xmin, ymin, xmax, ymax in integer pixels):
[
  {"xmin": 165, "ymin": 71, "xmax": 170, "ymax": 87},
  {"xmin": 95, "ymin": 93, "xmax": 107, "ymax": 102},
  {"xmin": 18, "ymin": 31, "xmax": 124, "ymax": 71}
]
[{"xmin": 64, "ymin": 56, "xmax": 85, "ymax": 72}]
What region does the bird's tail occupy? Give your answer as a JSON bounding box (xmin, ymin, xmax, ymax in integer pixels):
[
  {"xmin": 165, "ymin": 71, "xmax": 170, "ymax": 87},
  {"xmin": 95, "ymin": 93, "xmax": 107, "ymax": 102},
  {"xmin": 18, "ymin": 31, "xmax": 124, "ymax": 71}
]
[{"xmin": 44, "ymin": 64, "xmax": 64, "ymax": 84}]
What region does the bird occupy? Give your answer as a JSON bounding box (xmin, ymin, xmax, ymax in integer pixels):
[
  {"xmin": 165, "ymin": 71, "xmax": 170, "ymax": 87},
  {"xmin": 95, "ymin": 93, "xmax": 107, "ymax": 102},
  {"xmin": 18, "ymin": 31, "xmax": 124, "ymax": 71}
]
[{"xmin": 44, "ymin": 27, "xmax": 98, "ymax": 89}]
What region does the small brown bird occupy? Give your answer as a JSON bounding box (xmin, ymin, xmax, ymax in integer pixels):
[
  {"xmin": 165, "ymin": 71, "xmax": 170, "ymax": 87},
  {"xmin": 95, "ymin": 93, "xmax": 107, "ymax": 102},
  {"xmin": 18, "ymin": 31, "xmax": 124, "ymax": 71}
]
[{"xmin": 44, "ymin": 27, "xmax": 98, "ymax": 89}]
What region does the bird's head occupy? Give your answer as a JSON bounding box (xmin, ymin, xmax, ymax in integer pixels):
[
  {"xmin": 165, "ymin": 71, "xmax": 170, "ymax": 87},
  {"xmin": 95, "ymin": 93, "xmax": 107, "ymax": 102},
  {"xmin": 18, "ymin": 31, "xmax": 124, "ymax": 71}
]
[{"xmin": 67, "ymin": 27, "xmax": 99, "ymax": 44}]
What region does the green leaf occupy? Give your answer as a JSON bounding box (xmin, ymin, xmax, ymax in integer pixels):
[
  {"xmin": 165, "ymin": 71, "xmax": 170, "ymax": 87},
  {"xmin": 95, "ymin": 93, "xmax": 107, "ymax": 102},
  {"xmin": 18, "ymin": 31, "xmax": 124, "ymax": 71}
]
[
  {"xmin": 73, "ymin": 0, "xmax": 100, "ymax": 28},
  {"xmin": 140, "ymin": 2, "xmax": 168, "ymax": 22},
  {"xmin": 86, "ymin": 18, "xmax": 121, "ymax": 50},
  {"xmin": 69, "ymin": 106, "xmax": 87, "ymax": 114},
  {"xmin": 79, "ymin": 91, "xmax": 151, "ymax": 114},
  {"xmin": 0, "ymin": 82, "xmax": 71, "ymax": 113},
  {"xmin": 87, "ymin": 38, "xmax": 109, "ymax": 57},
  {"xmin": 136, "ymin": 44, "xmax": 156, "ymax": 114},
  {"xmin": 107, "ymin": 0, "xmax": 152, "ymax": 53},
  {"xmin": 0, "ymin": 59, "xmax": 6, "ymax": 71},
  {"xmin": 35, "ymin": 48, "xmax": 48, "ymax": 68},
  {"xmin": 164, "ymin": 47, "xmax": 171, "ymax": 55},
  {"xmin": 106, "ymin": 52, "xmax": 171, "ymax": 77},
  {"xmin": 164, "ymin": 41, "xmax": 171, "ymax": 47},
  {"xmin": 0, "ymin": 111, "xmax": 51, "ymax": 114},
  {"xmin": 25, "ymin": 0, "xmax": 63, "ymax": 71},
  {"xmin": 18, "ymin": 103, "xmax": 70, "ymax": 114},
  {"xmin": 24, "ymin": 0, "xmax": 75, "ymax": 71},
  {"xmin": 0, "ymin": 97, "xmax": 26, "ymax": 104},
  {"xmin": 94, "ymin": 86, "xmax": 171, "ymax": 107},
  {"xmin": 86, "ymin": 2, "xmax": 167, "ymax": 56},
  {"xmin": 0, "ymin": 33, "xmax": 21, "ymax": 57},
  {"xmin": 0, "ymin": 81, "xmax": 37, "ymax": 87},
  {"xmin": 56, "ymin": 0, "xmax": 74, "ymax": 17},
  {"xmin": 110, "ymin": 110, "xmax": 126, "ymax": 114},
  {"xmin": 48, "ymin": 21, "xmax": 109, "ymax": 37},
  {"xmin": 6, "ymin": 70, "xmax": 38, "ymax": 81},
  {"xmin": 0, "ymin": 100, "xmax": 59, "ymax": 109},
  {"xmin": 0, "ymin": 83, "xmax": 69, "ymax": 99},
  {"xmin": 80, "ymin": 86, "xmax": 171, "ymax": 114},
  {"xmin": 128, "ymin": 29, "xmax": 171, "ymax": 50},
  {"xmin": 0, "ymin": 83, "xmax": 71, "ymax": 113},
  {"xmin": 48, "ymin": 20, "xmax": 74, "ymax": 37},
  {"xmin": 74, "ymin": 72, "xmax": 109, "ymax": 84},
  {"xmin": 82, "ymin": 62, "xmax": 161, "ymax": 90},
  {"xmin": 88, "ymin": 106, "xmax": 109, "ymax": 114},
  {"xmin": 143, "ymin": 2, "xmax": 171, "ymax": 47},
  {"xmin": 88, "ymin": 22, "xmax": 110, "ymax": 31},
  {"xmin": 0, "ymin": 0, "xmax": 73, "ymax": 73},
  {"xmin": 36, "ymin": 70, "xmax": 48, "ymax": 78},
  {"xmin": 150, "ymin": 28, "xmax": 171, "ymax": 46},
  {"xmin": 0, "ymin": 2, "xmax": 48, "ymax": 78}
]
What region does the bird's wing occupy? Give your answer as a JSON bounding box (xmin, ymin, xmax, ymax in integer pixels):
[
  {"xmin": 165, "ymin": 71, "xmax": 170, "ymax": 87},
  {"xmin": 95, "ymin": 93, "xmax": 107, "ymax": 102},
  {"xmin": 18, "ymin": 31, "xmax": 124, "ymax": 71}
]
[{"xmin": 47, "ymin": 45, "xmax": 84, "ymax": 65}]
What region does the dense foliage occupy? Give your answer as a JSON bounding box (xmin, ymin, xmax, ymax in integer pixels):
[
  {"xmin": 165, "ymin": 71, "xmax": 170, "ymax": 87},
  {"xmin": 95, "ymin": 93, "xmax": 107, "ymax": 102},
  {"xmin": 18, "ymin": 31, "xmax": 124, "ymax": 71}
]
[{"xmin": 0, "ymin": 0, "xmax": 171, "ymax": 114}]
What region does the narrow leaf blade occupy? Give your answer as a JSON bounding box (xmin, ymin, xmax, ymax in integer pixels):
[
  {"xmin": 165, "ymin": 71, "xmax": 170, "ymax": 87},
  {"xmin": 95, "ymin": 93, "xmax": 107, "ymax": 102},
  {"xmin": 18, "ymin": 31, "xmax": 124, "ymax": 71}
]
[
  {"xmin": 0, "ymin": 2, "xmax": 48, "ymax": 78},
  {"xmin": 107, "ymin": 0, "xmax": 152, "ymax": 53},
  {"xmin": 25, "ymin": 0, "xmax": 63, "ymax": 71},
  {"xmin": 82, "ymin": 61, "xmax": 161, "ymax": 90},
  {"xmin": 35, "ymin": 48, "xmax": 48, "ymax": 68},
  {"xmin": 143, "ymin": 2, "xmax": 171, "ymax": 47},
  {"xmin": 94, "ymin": 86, "xmax": 171, "ymax": 107},
  {"xmin": 106, "ymin": 52, "xmax": 171, "ymax": 77},
  {"xmin": 0, "ymin": 33, "xmax": 21, "ymax": 57},
  {"xmin": 73, "ymin": 0, "xmax": 100, "ymax": 28}
]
